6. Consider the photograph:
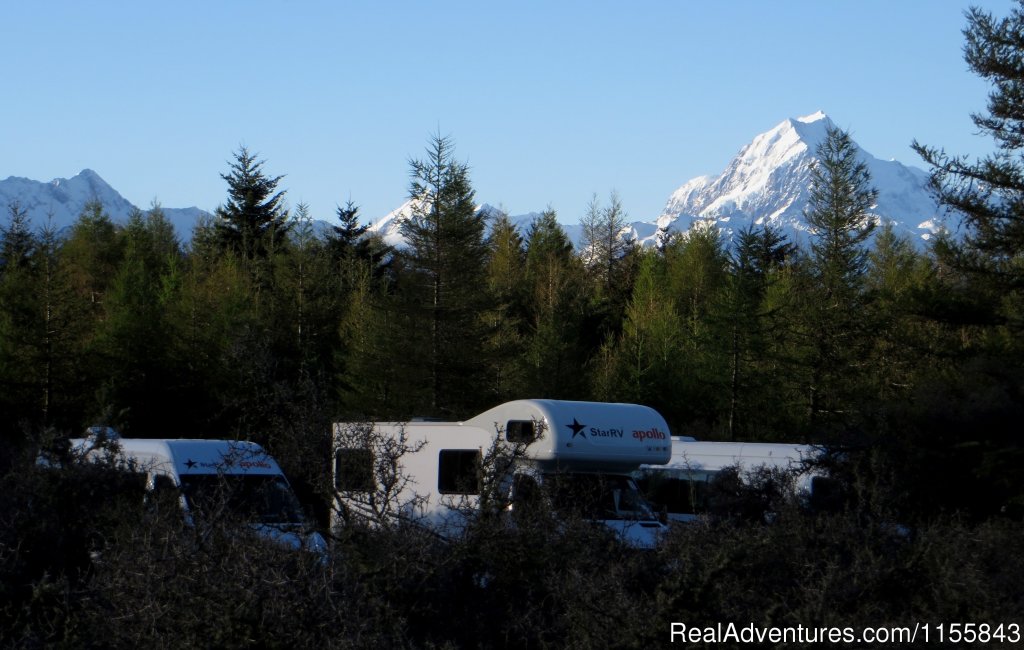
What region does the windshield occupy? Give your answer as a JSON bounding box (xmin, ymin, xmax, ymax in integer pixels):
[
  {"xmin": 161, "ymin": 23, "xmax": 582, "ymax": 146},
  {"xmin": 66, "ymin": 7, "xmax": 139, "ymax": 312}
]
[
  {"xmin": 179, "ymin": 474, "xmax": 303, "ymax": 525},
  {"xmin": 545, "ymin": 473, "xmax": 658, "ymax": 521}
]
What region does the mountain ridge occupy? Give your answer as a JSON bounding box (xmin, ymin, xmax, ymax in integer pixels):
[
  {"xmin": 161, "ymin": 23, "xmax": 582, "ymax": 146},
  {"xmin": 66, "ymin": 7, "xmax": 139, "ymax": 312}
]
[
  {"xmin": 0, "ymin": 170, "xmax": 209, "ymax": 239},
  {"xmin": 2, "ymin": 113, "xmax": 951, "ymax": 250}
]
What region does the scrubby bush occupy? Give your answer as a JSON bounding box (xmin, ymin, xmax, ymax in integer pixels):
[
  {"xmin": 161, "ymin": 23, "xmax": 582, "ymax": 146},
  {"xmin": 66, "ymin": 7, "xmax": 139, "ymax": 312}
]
[{"xmin": 3, "ymin": 448, "xmax": 1023, "ymax": 649}]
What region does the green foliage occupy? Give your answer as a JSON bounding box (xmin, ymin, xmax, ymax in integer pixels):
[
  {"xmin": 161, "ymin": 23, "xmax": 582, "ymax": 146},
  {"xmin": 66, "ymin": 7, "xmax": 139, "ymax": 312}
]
[
  {"xmin": 214, "ymin": 146, "xmax": 291, "ymax": 265},
  {"xmin": 520, "ymin": 210, "xmax": 591, "ymax": 399},
  {"xmin": 399, "ymin": 133, "xmax": 490, "ymax": 416},
  {"xmin": 800, "ymin": 126, "xmax": 879, "ymax": 436},
  {"xmin": 481, "ymin": 210, "xmax": 528, "ymax": 402}
]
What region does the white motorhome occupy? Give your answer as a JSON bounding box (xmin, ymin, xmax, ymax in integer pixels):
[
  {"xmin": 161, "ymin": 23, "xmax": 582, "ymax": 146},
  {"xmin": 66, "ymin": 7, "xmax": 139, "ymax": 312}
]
[
  {"xmin": 634, "ymin": 437, "xmax": 825, "ymax": 523},
  {"xmin": 53, "ymin": 430, "xmax": 326, "ymax": 554},
  {"xmin": 332, "ymin": 399, "xmax": 673, "ymax": 547}
]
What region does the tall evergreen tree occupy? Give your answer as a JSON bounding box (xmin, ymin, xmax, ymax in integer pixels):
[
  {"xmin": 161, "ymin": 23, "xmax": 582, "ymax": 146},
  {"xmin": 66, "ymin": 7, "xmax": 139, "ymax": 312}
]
[
  {"xmin": 482, "ymin": 210, "xmax": 527, "ymax": 402},
  {"xmin": 722, "ymin": 224, "xmax": 796, "ymax": 439},
  {"xmin": 399, "ymin": 134, "xmax": 489, "ymax": 415},
  {"xmin": 90, "ymin": 208, "xmax": 175, "ymax": 434},
  {"xmin": 62, "ymin": 200, "xmax": 123, "ymax": 315},
  {"xmin": 905, "ymin": 2, "xmax": 1024, "ymax": 515},
  {"xmin": 579, "ymin": 192, "xmax": 639, "ymax": 347},
  {"xmin": 326, "ymin": 199, "xmax": 391, "ymax": 291},
  {"xmin": 1, "ymin": 201, "xmax": 35, "ymax": 273},
  {"xmin": 214, "ymin": 146, "xmax": 291, "ymax": 263},
  {"xmin": 913, "ymin": 1, "xmax": 1024, "ymax": 339},
  {"xmin": 662, "ymin": 225, "xmax": 731, "ymax": 432},
  {"xmin": 802, "ymin": 125, "xmax": 878, "ymax": 432},
  {"xmin": 0, "ymin": 202, "xmax": 41, "ymax": 447},
  {"xmin": 521, "ymin": 210, "xmax": 590, "ymax": 398},
  {"xmin": 594, "ymin": 250, "xmax": 684, "ymax": 423}
]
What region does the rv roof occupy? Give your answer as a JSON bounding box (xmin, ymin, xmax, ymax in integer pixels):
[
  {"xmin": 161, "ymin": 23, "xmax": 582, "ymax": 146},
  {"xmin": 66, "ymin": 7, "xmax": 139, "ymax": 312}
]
[{"xmin": 70, "ymin": 438, "xmax": 282, "ymax": 476}]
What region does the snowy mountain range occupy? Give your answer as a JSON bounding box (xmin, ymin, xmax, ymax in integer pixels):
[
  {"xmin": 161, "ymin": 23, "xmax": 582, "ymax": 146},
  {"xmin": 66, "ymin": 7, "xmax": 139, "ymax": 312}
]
[
  {"xmin": 2, "ymin": 112, "xmax": 948, "ymax": 250},
  {"xmin": 368, "ymin": 112, "xmax": 947, "ymax": 250},
  {"xmin": 0, "ymin": 169, "xmax": 208, "ymax": 239}
]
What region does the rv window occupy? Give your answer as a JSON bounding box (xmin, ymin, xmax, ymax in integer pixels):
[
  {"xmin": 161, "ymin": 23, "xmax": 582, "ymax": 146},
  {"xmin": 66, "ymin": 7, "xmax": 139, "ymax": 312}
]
[
  {"xmin": 335, "ymin": 448, "xmax": 374, "ymax": 492},
  {"xmin": 179, "ymin": 475, "xmax": 303, "ymax": 525},
  {"xmin": 547, "ymin": 473, "xmax": 658, "ymax": 521},
  {"xmin": 506, "ymin": 420, "xmax": 537, "ymax": 443},
  {"xmin": 437, "ymin": 449, "xmax": 481, "ymax": 495},
  {"xmin": 638, "ymin": 474, "xmax": 708, "ymax": 516}
]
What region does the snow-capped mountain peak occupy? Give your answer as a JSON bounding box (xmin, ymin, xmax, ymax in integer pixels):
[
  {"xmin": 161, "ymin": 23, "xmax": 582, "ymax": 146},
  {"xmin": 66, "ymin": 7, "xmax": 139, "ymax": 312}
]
[{"xmin": 657, "ymin": 113, "xmax": 943, "ymax": 246}]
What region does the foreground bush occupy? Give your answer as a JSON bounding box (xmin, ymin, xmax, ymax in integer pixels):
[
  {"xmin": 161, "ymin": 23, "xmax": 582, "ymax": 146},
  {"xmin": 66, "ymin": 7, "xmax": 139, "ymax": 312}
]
[{"xmin": 2, "ymin": 456, "xmax": 1022, "ymax": 648}]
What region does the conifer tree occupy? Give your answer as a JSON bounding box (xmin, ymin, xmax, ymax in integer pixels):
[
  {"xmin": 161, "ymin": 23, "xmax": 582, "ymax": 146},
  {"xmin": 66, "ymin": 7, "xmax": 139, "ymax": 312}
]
[
  {"xmin": 1, "ymin": 201, "xmax": 35, "ymax": 272},
  {"xmin": 214, "ymin": 146, "xmax": 291, "ymax": 263},
  {"xmin": 722, "ymin": 224, "xmax": 796, "ymax": 439},
  {"xmin": 399, "ymin": 134, "xmax": 489, "ymax": 415},
  {"xmin": 62, "ymin": 200, "xmax": 123, "ymax": 315},
  {"xmin": 521, "ymin": 210, "xmax": 589, "ymax": 398},
  {"xmin": 802, "ymin": 125, "xmax": 878, "ymax": 432},
  {"xmin": 594, "ymin": 250, "xmax": 684, "ymax": 421},
  {"xmin": 90, "ymin": 209, "xmax": 174, "ymax": 433},
  {"xmin": 483, "ymin": 210, "xmax": 527, "ymax": 402},
  {"xmin": 912, "ymin": 1, "xmax": 1024, "ymax": 338},
  {"xmin": 662, "ymin": 225, "xmax": 731, "ymax": 431},
  {"xmin": 0, "ymin": 202, "xmax": 41, "ymax": 445},
  {"xmin": 579, "ymin": 192, "xmax": 638, "ymax": 340}
]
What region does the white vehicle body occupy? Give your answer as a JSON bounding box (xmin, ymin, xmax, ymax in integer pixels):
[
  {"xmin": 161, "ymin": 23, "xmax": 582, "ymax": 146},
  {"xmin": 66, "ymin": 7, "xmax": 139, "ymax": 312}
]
[
  {"xmin": 635, "ymin": 437, "xmax": 824, "ymax": 523},
  {"xmin": 63, "ymin": 434, "xmax": 326, "ymax": 554},
  {"xmin": 332, "ymin": 399, "xmax": 673, "ymax": 547}
]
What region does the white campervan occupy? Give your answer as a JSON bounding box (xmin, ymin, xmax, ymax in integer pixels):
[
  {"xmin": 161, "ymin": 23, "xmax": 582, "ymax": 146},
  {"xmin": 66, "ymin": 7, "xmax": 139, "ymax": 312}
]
[
  {"xmin": 332, "ymin": 399, "xmax": 673, "ymax": 547},
  {"xmin": 635, "ymin": 437, "xmax": 825, "ymax": 523},
  {"xmin": 59, "ymin": 430, "xmax": 326, "ymax": 554}
]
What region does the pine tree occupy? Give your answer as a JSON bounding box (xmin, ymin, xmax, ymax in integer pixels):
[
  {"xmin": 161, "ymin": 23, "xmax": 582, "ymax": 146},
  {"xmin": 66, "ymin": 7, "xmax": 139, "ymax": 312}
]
[
  {"xmin": 62, "ymin": 200, "xmax": 123, "ymax": 315},
  {"xmin": 722, "ymin": 224, "xmax": 796, "ymax": 439},
  {"xmin": 594, "ymin": 250, "xmax": 684, "ymax": 422},
  {"xmin": 482, "ymin": 210, "xmax": 527, "ymax": 402},
  {"xmin": 90, "ymin": 209, "xmax": 174, "ymax": 434},
  {"xmin": 214, "ymin": 146, "xmax": 291, "ymax": 263},
  {"xmin": 579, "ymin": 192, "xmax": 638, "ymax": 339},
  {"xmin": 399, "ymin": 134, "xmax": 489, "ymax": 415},
  {"xmin": 0, "ymin": 202, "xmax": 41, "ymax": 446},
  {"xmin": 1, "ymin": 201, "xmax": 35, "ymax": 273},
  {"xmin": 662, "ymin": 225, "xmax": 731, "ymax": 432},
  {"xmin": 802, "ymin": 125, "xmax": 878, "ymax": 432},
  {"xmin": 326, "ymin": 199, "xmax": 391, "ymax": 292},
  {"xmin": 521, "ymin": 210, "xmax": 589, "ymax": 398},
  {"xmin": 912, "ymin": 1, "xmax": 1024, "ymax": 339}
]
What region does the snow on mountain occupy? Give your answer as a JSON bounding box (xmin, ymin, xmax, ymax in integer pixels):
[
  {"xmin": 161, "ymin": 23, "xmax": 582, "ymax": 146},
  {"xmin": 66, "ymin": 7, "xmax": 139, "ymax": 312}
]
[
  {"xmin": 366, "ymin": 112, "xmax": 944, "ymax": 252},
  {"xmin": 366, "ymin": 200, "xmax": 544, "ymax": 247},
  {"xmin": 0, "ymin": 170, "xmax": 208, "ymax": 239},
  {"xmin": 656, "ymin": 112, "xmax": 946, "ymax": 247},
  {"xmin": 5, "ymin": 114, "xmax": 945, "ymax": 252}
]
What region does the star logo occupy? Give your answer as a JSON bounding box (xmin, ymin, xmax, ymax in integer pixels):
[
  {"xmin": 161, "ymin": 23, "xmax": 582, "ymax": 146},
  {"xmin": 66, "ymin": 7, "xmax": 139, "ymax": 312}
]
[
  {"xmin": 184, "ymin": 459, "xmax": 197, "ymax": 470},
  {"xmin": 567, "ymin": 418, "xmax": 586, "ymax": 439}
]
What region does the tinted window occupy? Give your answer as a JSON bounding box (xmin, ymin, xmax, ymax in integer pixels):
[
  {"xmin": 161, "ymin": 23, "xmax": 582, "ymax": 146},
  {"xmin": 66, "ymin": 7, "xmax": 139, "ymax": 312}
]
[
  {"xmin": 179, "ymin": 475, "xmax": 303, "ymax": 525},
  {"xmin": 637, "ymin": 473, "xmax": 708, "ymax": 516},
  {"xmin": 506, "ymin": 420, "xmax": 537, "ymax": 443},
  {"xmin": 437, "ymin": 449, "xmax": 481, "ymax": 495},
  {"xmin": 546, "ymin": 473, "xmax": 657, "ymax": 521}
]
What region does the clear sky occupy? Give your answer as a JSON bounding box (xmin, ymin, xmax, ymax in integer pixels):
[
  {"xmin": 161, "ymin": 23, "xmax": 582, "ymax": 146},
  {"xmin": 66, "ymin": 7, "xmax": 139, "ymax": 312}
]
[{"xmin": 1, "ymin": 0, "xmax": 1017, "ymax": 226}]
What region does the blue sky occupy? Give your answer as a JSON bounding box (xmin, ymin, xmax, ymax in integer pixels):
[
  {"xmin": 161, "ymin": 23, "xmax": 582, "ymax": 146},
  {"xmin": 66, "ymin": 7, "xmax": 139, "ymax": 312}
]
[{"xmin": 1, "ymin": 0, "xmax": 1017, "ymax": 226}]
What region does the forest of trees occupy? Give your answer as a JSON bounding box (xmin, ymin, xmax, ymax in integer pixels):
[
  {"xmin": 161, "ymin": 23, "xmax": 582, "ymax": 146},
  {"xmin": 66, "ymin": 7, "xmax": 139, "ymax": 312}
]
[{"xmin": 2, "ymin": 3, "xmax": 1024, "ymax": 646}]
